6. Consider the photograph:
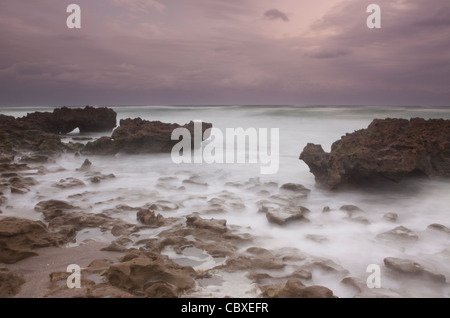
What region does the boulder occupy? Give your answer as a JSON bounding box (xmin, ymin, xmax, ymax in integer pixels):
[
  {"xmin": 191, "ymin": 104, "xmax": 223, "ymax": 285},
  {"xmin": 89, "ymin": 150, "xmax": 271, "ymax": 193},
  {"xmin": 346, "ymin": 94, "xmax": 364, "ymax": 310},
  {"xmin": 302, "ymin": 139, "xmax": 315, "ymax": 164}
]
[
  {"xmin": 426, "ymin": 223, "xmax": 450, "ymax": 234},
  {"xmin": 34, "ymin": 200, "xmax": 78, "ymax": 221},
  {"xmin": 261, "ymin": 279, "xmax": 336, "ymax": 298},
  {"xmin": 0, "ymin": 106, "xmax": 116, "ymax": 154},
  {"xmin": 265, "ymin": 206, "xmax": 310, "ymax": 226},
  {"xmin": 106, "ymin": 251, "xmax": 196, "ymax": 297},
  {"xmin": 0, "ymin": 217, "xmax": 64, "ymax": 263},
  {"xmin": 136, "ymin": 209, "xmax": 174, "ymax": 227},
  {"xmin": 77, "ymin": 159, "xmax": 92, "ymax": 171},
  {"xmin": 383, "ymin": 212, "xmax": 398, "ymax": 222},
  {"xmin": 279, "ymin": 183, "xmax": 311, "ymax": 195},
  {"xmin": 300, "ymin": 118, "xmax": 450, "ymax": 189},
  {"xmin": 83, "ymin": 118, "xmax": 212, "ymax": 155},
  {"xmin": 19, "ymin": 106, "xmax": 117, "ymax": 134},
  {"xmin": 185, "ymin": 214, "xmax": 227, "ymax": 234},
  {"xmin": 376, "ymin": 226, "xmax": 419, "ymax": 242},
  {"xmin": 384, "ymin": 257, "xmax": 446, "ymax": 283},
  {"xmin": 54, "ymin": 177, "xmax": 85, "ymax": 189}
]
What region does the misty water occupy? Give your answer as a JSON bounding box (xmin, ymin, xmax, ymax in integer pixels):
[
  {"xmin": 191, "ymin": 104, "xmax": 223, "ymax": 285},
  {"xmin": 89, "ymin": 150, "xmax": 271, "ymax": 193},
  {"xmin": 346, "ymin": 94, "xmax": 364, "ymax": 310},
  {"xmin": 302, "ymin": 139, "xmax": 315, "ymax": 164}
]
[{"xmin": 2, "ymin": 105, "xmax": 450, "ymax": 297}]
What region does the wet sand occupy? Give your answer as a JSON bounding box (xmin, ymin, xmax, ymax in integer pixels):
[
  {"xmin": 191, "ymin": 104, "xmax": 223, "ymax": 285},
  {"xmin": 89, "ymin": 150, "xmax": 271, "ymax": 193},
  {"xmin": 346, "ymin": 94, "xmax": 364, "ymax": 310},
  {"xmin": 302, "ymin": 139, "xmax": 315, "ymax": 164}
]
[{"xmin": 3, "ymin": 241, "xmax": 124, "ymax": 298}]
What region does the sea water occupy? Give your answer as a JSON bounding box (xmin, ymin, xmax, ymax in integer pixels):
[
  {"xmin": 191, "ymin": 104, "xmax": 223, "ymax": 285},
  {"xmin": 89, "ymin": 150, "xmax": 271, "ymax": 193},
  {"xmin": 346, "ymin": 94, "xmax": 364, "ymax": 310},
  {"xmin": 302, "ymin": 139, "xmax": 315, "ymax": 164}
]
[{"xmin": 1, "ymin": 105, "xmax": 449, "ymax": 297}]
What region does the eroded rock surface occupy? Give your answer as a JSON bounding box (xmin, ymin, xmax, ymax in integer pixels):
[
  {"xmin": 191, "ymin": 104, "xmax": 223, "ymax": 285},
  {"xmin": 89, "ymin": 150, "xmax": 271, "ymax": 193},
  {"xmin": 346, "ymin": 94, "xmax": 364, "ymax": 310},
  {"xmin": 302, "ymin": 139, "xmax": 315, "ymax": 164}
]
[{"xmin": 300, "ymin": 118, "xmax": 450, "ymax": 189}]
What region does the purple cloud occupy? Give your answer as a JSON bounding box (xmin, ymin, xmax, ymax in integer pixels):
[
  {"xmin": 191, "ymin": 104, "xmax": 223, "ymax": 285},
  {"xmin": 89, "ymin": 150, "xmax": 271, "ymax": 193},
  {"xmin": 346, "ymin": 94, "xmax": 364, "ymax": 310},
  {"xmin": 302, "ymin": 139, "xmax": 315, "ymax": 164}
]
[{"xmin": 264, "ymin": 9, "xmax": 289, "ymax": 21}]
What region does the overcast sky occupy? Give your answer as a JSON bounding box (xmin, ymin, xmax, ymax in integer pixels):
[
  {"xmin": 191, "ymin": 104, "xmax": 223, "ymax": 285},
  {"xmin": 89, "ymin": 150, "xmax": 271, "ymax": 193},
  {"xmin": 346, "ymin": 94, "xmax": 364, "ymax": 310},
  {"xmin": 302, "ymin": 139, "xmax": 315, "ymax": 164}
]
[{"xmin": 0, "ymin": 0, "xmax": 449, "ymax": 106}]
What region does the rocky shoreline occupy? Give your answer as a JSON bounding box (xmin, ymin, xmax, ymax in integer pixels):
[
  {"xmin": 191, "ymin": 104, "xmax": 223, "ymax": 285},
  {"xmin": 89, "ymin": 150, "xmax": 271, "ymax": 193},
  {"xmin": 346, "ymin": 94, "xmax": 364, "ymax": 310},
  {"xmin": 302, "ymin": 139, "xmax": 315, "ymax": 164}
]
[
  {"xmin": 300, "ymin": 118, "xmax": 450, "ymax": 190},
  {"xmin": 1, "ymin": 107, "xmax": 449, "ymax": 298}
]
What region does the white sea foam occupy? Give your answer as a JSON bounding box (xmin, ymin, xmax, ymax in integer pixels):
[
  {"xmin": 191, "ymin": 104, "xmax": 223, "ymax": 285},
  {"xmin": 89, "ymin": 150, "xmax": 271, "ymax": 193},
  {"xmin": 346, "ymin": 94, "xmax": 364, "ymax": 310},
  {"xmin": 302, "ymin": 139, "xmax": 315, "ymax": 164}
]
[{"xmin": 1, "ymin": 105, "xmax": 450, "ymax": 297}]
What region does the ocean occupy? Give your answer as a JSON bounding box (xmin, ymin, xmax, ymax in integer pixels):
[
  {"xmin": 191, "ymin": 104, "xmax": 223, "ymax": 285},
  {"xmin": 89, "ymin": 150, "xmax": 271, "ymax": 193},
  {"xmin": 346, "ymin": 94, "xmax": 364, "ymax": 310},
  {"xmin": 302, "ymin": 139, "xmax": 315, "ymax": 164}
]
[{"xmin": 1, "ymin": 105, "xmax": 450, "ymax": 297}]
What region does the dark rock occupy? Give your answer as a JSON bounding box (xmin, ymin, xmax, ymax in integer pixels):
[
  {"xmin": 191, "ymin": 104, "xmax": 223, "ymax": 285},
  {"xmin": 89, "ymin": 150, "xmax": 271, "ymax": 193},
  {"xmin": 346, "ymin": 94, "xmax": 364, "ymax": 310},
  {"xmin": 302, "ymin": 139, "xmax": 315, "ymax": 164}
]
[
  {"xmin": 0, "ymin": 268, "xmax": 25, "ymax": 297},
  {"xmin": 339, "ymin": 205, "xmax": 364, "ymax": 216},
  {"xmin": 19, "ymin": 155, "xmax": 49, "ymax": 164},
  {"xmin": 376, "ymin": 226, "xmax": 419, "ymax": 242},
  {"xmin": 186, "ymin": 215, "xmax": 227, "ymax": 234},
  {"xmin": 137, "ymin": 209, "xmax": 173, "ymax": 227},
  {"xmin": 54, "ymin": 177, "xmax": 85, "ymax": 189},
  {"xmin": 262, "ymin": 279, "xmax": 336, "ymax": 298},
  {"xmin": 87, "ymin": 173, "xmax": 115, "ymax": 184},
  {"xmin": 344, "ymin": 216, "xmax": 370, "ymax": 225},
  {"xmin": 0, "ymin": 107, "xmax": 116, "ymax": 154},
  {"xmin": 280, "ymin": 183, "xmax": 311, "ymax": 194},
  {"xmin": 384, "ymin": 257, "xmax": 446, "ymax": 283},
  {"xmin": 182, "ymin": 179, "xmax": 208, "ymax": 187},
  {"xmin": 106, "ymin": 251, "xmax": 196, "ymax": 296},
  {"xmin": 82, "ymin": 137, "xmax": 116, "ymax": 155},
  {"xmin": 426, "ymin": 223, "xmax": 450, "ymax": 234},
  {"xmin": 383, "ymin": 212, "xmax": 398, "ymax": 222},
  {"xmin": 10, "ymin": 187, "xmax": 27, "ymax": 195},
  {"xmin": 144, "ymin": 282, "xmax": 178, "ymax": 298},
  {"xmin": 83, "ymin": 118, "xmax": 212, "ymax": 155},
  {"xmin": 0, "ymin": 217, "xmax": 64, "ymax": 263},
  {"xmin": 35, "ymin": 200, "xmax": 78, "ymax": 221},
  {"xmin": 78, "ymin": 159, "xmax": 92, "ymax": 171},
  {"xmin": 8, "ymin": 176, "xmax": 38, "ymax": 195},
  {"xmin": 0, "ymin": 156, "xmax": 14, "ymax": 164},
  {"xmin": 322, "ymin": 206, "xmax": 331, "ymax": 213},
  {"xmin": 20, "ymin": 106, "xmax": 116, "ymax": 134},
  {"xmin": 265, "ymin": 206, "xmax": 310, "ymax": 226},
  {"xmin": 300, "ymin": 118, "xmax": 450, "ymax": 189},
  {"xmin": 91, "ymin": 176, "xmax": 101, "ymax": 183}
]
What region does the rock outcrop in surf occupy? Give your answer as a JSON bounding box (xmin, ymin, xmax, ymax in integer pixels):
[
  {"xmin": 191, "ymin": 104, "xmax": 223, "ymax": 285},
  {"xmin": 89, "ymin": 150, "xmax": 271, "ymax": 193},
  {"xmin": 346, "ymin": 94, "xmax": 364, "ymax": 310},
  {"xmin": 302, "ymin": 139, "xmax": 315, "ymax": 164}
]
[{"xmin": 300, "ymin": 118, "xmax": 450, "ymax": 189}]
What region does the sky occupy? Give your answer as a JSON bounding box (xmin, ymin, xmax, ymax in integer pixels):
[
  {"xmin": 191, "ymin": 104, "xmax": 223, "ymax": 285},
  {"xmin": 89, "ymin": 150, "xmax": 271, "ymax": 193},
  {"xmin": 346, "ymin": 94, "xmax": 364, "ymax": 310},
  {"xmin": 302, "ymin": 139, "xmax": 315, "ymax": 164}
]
[{"xmin": 0, "ymin": 0, "xmax": 449, "ymax": 106}]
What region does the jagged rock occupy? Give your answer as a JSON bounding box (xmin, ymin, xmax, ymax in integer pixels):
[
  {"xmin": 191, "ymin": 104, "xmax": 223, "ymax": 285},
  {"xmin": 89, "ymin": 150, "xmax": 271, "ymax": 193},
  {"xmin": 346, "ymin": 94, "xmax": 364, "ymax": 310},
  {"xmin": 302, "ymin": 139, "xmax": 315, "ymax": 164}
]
[
  {"xmin": 106, "ymin": 251, "xmax": 196, "ymax": 297},
  {"xmin": 19, "ymin": 155, "xmax": 49, "ymax": 164},
  {"xmin": 344, "ymin": 216, "xmax": 371, "ymax": 225},
  {"xmin": 185, "ymin": 214, "xmax": 227, "ymax": 234},
  {"xmin": 383, "ymin": 212, "xmax": 398, "ymax": 222},
  {"xmin": 376, "ymin": 226, "xmax": 419, "ymax": 242},
  {"xmin": 265, "ymin": 206, "xmax": 310, "ymax": 226},
  {"xmin": 54, "ymin": 177, "xmax": 85, "ymax": 189},
  {"xmin": 384, "ymin": 257, "xmax": 446, "ymax": 283},
  {"xmin": 35, "ymin": 200, "xmax": 78, "ymax": 221},
  {"xmin": 280, "ymin": 183, "xmax": 311, "ymax": 195},
  {"xmin": 0, "ymin": 268, "xmax": 25, "ymax": 297},
  {"xmin": 261, "ymin": 279, "xmax": 336, "ymax": 298},
  {"xmin": 137, "ymin": 209, "xmax": 174, "ymax": 227},
  {"xmin": 223, "ymin": 252, "xmax": 285, "ymax": 271},
  {"xmin": 339, "ymin": 205, "xmax": 364, "ymax": 216},
  {"xmin": 78, "ymin": 159, "xmax": 92, "ymax": 171},
  {"xmin": 20, "ymin": 106, "xmax": 116, "ymax": 134},
  {"xmin": 10, "ymin": 187, "xmax": 27, "ymax": 195},
  {"xmin": 83, "ymin": 118, "xmax": 212, "ymax": 155},
  {"xmin": 0, "ymin": 217, "xmax": 64, "ymax": 263},
  {"xmin": 426, "ymin": 223, "xmax": 450, "ymax": 234},
  {"xmin": 0, "ymin": 107, "xmax": 116, "ymax": 154},
  {"xmin": 300, "ymin": 118, "xmax": 450, "ymax": 189}
]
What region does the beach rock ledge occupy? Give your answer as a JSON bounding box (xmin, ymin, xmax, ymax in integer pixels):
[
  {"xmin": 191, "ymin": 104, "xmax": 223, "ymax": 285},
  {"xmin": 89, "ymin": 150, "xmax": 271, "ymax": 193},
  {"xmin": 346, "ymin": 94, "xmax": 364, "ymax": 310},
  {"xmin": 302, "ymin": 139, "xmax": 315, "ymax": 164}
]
[
  {"xmin": 300, "ymin": 118, "xmax": 450, "ymax": 190},
  {"xmin": 83, "ymin": 118, "xmax": 212, "ymax": 155}
]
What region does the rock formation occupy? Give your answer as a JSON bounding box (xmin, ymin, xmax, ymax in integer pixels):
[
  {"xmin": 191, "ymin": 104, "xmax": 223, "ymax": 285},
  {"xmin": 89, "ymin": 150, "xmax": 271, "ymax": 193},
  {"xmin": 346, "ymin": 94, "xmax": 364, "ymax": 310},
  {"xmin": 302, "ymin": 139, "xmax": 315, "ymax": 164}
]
[
  {"xmin": 0, "ymin": 106, "xmax": 117, "ymax": 154},
  {"xmin": 300, "ymin": 118, "xmax": 450, "ymax": 189},
  {"xmin": 83, "ymin": 118, "xmax": 213, "ymax": 155}
]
